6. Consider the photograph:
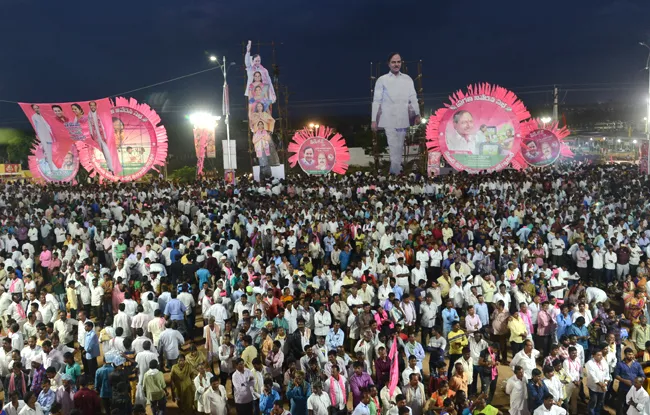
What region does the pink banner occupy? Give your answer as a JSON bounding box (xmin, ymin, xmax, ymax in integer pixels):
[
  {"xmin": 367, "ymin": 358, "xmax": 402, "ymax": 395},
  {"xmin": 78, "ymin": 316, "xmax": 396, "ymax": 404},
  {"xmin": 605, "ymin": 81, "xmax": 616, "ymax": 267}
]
[
  {"xmin": 427, "ymin": 151, "xmax": 441, "ymax": 177},
  {"xmin": 206, "ymin": 130, "xmax": 216, "ymax": 158},
  {"xmin": 641, "ymin": 142, "xmax": 649, "ymax": 175},
  {"xmin": 194, "ymin": 128, "xmax": 212, "ymax": 175},
  {"xmin": 388, "ymin": 336, "xmax": 399, "ymax": 396},
  {"xmin": 76, "ymin": 97, "xmax": 168, "ymax": 182},
  {"xmin": 522, "ymin": 129, "xmax": 561, "ymax": 167},
  {"xmin": 439, "ymin": 100, "xmax": 521, "ymax": 172},
  {"xmin": 19, "ymin": 98, "xmax": 119, "ymax": 173},
  {"xmin": 298, "ymin": 137, "xmax": 336, "ymax": 174}
]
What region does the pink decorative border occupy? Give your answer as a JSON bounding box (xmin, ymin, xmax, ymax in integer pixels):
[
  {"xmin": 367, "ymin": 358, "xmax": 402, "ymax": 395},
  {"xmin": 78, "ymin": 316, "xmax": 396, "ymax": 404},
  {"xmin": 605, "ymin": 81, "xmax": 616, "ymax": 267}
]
[
  {"xmin": 287, "ymin": 126, "xmax": 350, "ymax": 174},
  {"xmin": 28, "ymin": 141, "xmax": 80, "ymax": 183},
  {"xmin": 76, "ymin": 97, "xmax": 168, "ymax": 182},
  {"xmin": 426, "ymin": 83, "xmax": 530, "ymax": 173},
  {"xmin": 511, "ymin": 119, "xmax": 573, "ymax": 169}
]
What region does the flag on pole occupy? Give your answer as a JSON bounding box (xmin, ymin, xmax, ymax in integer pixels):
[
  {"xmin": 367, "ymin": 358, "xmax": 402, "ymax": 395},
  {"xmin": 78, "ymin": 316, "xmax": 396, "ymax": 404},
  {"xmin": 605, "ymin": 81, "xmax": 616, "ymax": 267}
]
[
  {"xmin": 222, "ymin": 83, "xmax": 230, "ymax": 116},
  {"xmin": 388, "ymin": 336, "xmax": 399, "ymax": 395}
]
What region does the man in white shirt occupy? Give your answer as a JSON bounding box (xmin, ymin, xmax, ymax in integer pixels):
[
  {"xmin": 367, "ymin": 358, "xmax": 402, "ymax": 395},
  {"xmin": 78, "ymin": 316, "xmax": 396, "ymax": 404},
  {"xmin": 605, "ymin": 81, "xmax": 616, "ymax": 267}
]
[
  {"xmin": 506, "ymin": 366, "xmax": 528, "ymax": 415},
  {"xmin": 307, "ymin": 383, "xmax": 331, "ymax": 415},
  {"xmin": 585, "ymin": 349, "xmax": 610, "ymax": 415},
  {"xmin": 30, "ymin": 104, "xmax": 56, "ymax": 171},
  {"xmin": 87, "ymin": 101, "xmax": 117, "ymax": 172},
  {"xmin": 625, "ymin": 377, "xmax": 649, "ymax": 415},
  {"xmin": 371, "ymin": 53, "xmax": 420, "ymax": 175},
  {"xmin": 542, "ymin": 366, "xmax": 564, "ymax": 407},
  {"xmin": 532, "ymin": 393, "xmax": 567, "ymax": 415}
]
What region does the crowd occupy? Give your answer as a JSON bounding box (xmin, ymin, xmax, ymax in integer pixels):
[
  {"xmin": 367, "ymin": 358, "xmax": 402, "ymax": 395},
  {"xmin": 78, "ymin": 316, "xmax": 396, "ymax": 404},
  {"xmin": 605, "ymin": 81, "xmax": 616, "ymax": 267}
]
[{"xmin": 0, "ymin": 162, "xmax": 649, "ymax": 415}]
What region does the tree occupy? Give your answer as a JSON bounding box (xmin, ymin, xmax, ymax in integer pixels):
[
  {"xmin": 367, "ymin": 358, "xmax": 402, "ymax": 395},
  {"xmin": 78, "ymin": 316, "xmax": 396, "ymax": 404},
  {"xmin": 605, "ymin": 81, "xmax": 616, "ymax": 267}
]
[
  {"xmin": 0, "ymin": 129, "xmax": 34, "ymax": 164},
  {"xmin": 168, "ymin": 165, "xmax": 196, "ymax": 183}
]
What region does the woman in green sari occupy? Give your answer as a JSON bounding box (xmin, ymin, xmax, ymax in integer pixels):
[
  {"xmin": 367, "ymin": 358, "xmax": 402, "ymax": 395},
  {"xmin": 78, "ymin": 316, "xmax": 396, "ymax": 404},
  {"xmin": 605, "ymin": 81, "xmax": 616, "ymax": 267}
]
[{"xmin": 170, "ymin": 354, "xmax": 197, "ymax": 412}]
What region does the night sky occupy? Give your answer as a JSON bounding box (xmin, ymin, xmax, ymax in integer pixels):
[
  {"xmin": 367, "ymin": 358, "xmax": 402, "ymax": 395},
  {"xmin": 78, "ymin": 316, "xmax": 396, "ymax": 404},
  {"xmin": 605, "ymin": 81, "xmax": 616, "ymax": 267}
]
[{"xmin": 1, "ymin": 0, "xmax": 649, "ymax": 128}]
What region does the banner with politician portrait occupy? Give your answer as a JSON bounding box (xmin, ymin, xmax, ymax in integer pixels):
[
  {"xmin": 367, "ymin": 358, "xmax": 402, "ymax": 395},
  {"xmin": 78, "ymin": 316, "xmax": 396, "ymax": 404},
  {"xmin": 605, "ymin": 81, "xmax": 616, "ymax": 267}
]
[
  {"xmin": 426, "ymin": 83, "xmax": 530, "ymax": 173},
  {"xmin": 76, "ymin": 97, "xmax": 168, "ymax": 182},
  {"xmin": 288, "ymin": 125, "xmax": 350, "ymax": 175},
  {"xmin": 28, "ymin": 139, "xmax": 79, "ymax": 183},
  {"xmin": 19, "ymin": 98, "xmax": 119, "ymax": 173},
  {"xmin": 511, "ymin": 119, "xmax": 573, "ymax": 169}
]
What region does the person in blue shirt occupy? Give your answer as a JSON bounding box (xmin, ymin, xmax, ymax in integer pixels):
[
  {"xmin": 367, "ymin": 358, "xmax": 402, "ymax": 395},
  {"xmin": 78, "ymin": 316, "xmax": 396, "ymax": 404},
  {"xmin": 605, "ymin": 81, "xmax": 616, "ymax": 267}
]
[
  {"xmin": 83, "ymin": 321, "xmax": 100, "ymax": 378},
  {"xmin": 94, "ymin": 357, "xmax": 114, "ymax": 414},
  {"xmin": 565, "ymin": 317, "xmax": 589, "ymax": 357},
  {"xmin": 555, "ymin": 305, "xmax": 573, "ymax": 341},
  {"xmin": 196, "ymin": 266, "xmax": 211, "ymax": 288},
  {"xmin": 289, "ymin": 248, "xmax": 302, "ymax": 269},
  {"xmin": 441, "ymin": 300, "xmax": 459, "ymax": 338},
  {"xmin": 390, "ymin": 278, "xmax": 403, "ymax": 301},
  {"xmin": 37, "ymin": 378, "xmax": 56, "ymax": 415},
  {"xmin": 164, "ymin": 291, "xmax": 187, "ymax": 336},
  {"xmin": 326, "ymin": 321, "xmax": 345, "ymax": 350},
  {"xmin": 286, "ymin": 370, "xmax": 311, "ymax": 415},
  {"xmin": 527, "ymin": 368, "xmax": 549, "ymax": 412},
  {"xmin": 259, "ymin": 380, "xmax": 280, "ymax": 415},
  {"xmin": 340, "ymin": 246, "xmax": 352, "ymax": 271},
  {"xmin": 613, "ymin": 347, "xmax": 645, "ymax": 414}
]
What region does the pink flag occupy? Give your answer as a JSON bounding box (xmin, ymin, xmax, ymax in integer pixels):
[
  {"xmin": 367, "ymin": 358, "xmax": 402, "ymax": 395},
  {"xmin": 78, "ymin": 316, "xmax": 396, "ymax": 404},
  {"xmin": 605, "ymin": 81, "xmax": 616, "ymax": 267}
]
[{"xmin": 388, "ymin": 337, "xmax": 399, "ymax": 396}]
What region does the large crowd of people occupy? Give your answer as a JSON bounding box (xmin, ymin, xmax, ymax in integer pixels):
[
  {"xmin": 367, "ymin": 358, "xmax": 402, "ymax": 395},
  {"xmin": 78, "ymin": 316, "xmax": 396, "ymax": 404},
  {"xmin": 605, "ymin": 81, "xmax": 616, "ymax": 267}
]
[{"xmin": 0, "ymin": 162, "xmax": 649, "ymax": 415}]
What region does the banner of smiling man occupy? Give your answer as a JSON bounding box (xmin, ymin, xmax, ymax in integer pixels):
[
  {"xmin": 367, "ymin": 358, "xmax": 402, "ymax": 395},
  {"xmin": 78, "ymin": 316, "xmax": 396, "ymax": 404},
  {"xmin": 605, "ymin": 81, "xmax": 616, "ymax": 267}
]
[{"xmin": 19, "ymin": 97, "xmax": 168, "ymax": 182}]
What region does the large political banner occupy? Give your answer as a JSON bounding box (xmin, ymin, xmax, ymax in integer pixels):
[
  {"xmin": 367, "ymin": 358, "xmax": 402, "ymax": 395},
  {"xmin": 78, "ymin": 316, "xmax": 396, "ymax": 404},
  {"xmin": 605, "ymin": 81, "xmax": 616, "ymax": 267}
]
[
  {"xmin": 77, "ymin": 97, "xmax": 167, "ymax": 181},
  {"xmin": 19, "ymin": 98, "xmax": 121, "ymax": 174},
  {"xmin": 427, "ymin": 83, "xmax": 530, "ymax": 173},
  {"xmin": 245, "ymin": 40, "xmax": 283, "ymax": 180}
]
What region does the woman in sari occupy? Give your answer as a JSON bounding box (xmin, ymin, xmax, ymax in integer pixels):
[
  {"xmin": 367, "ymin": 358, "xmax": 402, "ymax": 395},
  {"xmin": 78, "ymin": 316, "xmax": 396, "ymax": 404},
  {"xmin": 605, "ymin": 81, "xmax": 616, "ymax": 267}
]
[
  {"xmin": 171, "ymin": 354, "xmax": 197, "ymax": 412},
  {"xmin": 637, "ymin": 262, "xmax": 648, "ymax": 291},
  {"xmin": 625, "ymin": 290, "xmax": 646, "ymax": 324},
  {"xmin": 186, "ymin": 344, "xmax": 207, "ymax": 373}
]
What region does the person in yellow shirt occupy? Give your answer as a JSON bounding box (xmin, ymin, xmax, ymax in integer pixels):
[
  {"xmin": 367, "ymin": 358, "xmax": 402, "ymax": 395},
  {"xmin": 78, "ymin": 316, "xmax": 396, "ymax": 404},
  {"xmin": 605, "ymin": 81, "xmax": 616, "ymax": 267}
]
[
  {"xmin": 507, "ymin": 310, "xmax": 528, "ymax": 356},
  {"xmin": 447, "ymin": 321, "xmax": 468, "ymax": 378},
  {"xmin": 437, "ymin": 271, "xmax": 452, "ymax": 298},
  {"xmin": 241, "ymin": 335, "xmax": 258, "ymax": 369},
  {"xmin": 65, "ymin": 280, "xmax": 78, "ymax": 314}
]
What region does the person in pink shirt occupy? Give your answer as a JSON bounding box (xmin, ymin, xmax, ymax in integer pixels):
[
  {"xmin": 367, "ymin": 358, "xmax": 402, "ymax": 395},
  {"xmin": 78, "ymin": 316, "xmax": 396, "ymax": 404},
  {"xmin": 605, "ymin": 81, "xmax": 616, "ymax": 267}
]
[{"xmin": 39, "ymin": 246, "xmax": 52, "ymax": 277}]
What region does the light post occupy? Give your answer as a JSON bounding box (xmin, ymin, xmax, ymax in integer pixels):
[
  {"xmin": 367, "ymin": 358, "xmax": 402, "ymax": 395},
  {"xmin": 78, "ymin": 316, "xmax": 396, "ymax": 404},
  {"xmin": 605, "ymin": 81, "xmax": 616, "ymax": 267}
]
[
  {"xmin": 209, "ymin": 55, "xmax": 236, "ymax": 172},
  {"xmin": 640, "ymin": 42, "xmax": 650, "ymax": 174},
  {"xmin": 540, "ymin": 116, "xmax": 552, "ymax": 125}
]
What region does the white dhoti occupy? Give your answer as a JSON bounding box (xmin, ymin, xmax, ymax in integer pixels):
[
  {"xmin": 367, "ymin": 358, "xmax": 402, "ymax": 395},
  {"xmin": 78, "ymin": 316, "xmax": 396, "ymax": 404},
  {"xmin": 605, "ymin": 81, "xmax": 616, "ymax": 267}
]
[
  {"xmin": 41, "ymin": 140, "xmax": 55, "ymax": 170},
  {"xmin": 385, "ymin": 128, "xmax": 407, "ymax": 175},
  {"xmin": 99, "ymin": 140, "xmax": 114, "ymax": 172}
]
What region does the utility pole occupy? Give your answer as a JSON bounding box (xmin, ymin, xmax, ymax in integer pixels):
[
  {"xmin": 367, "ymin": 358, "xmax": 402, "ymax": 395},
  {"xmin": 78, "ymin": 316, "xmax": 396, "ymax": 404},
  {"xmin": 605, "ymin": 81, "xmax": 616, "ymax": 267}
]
[{"xmin": 552, "ymin": 85, "xmax": 559, "ymax": 123}]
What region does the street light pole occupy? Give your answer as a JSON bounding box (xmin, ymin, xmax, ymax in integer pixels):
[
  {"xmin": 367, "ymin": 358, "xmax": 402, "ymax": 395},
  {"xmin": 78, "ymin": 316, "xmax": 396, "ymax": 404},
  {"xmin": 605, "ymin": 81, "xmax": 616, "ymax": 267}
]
[
  {"xmin": 210, "ymin": 55, "xmax": 235, "ymax": 173},
  {"xmin": 222, "ymin": 55, "xmax": 232, "ymax": 173}
]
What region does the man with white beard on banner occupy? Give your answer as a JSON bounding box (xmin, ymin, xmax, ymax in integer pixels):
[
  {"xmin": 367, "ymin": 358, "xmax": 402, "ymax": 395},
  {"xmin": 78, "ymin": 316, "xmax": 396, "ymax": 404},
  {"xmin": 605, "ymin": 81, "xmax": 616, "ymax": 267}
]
[{"xmin": 371, "ymin": 52, "xmax": 420, "ymax": 175}]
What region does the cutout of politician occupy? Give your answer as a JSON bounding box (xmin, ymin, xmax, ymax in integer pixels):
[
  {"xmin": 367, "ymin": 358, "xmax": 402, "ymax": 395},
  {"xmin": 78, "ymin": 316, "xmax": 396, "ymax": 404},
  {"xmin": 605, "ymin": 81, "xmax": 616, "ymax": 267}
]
[{"xmin": 371, "ymin": 52, "xmax": 420, "ymax": 175}]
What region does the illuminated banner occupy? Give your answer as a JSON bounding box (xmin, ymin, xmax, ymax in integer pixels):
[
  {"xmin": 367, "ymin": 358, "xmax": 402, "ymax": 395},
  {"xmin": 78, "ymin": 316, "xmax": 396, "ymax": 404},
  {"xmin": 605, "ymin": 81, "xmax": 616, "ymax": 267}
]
[
  {"xmin": 206, "ymin": 131, "xmax": 216, "ymax": 158},
  {"xmin": 641, "ymin": 142, "xmax": 649, "ymax": 175},
  {"xmin": 19, "ymin": 98, "xmax": 119, "ymax": 173},
  {"xmin": 194, "ymin": 128, "xmax": 212, "ymax": 176},
  {"xmin": 29, "ymin": 144, "xmax": 79, "ymax": 183},
  {"xmin": 77, "ymin": 97, "xmax": 168, "ymax": 182},
  {"xmin": 245, "ymin": 40, "xmax": 284, "ymax": 181},
  {"xmin": 512, "ymin": 119, "xmax": 573, "ymax": 169},
  {"xmin": 427, "ymin": 83, "xmax": 530, "ymax": 173},
  {"xmin": 288, "ymin": 125, "xmax": 350, "ymax": 175},
  {"xmin": 427, "ymin": 151, "xmax": 442, "ymax": 177}
]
